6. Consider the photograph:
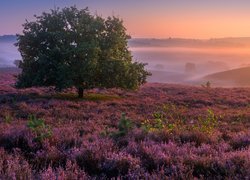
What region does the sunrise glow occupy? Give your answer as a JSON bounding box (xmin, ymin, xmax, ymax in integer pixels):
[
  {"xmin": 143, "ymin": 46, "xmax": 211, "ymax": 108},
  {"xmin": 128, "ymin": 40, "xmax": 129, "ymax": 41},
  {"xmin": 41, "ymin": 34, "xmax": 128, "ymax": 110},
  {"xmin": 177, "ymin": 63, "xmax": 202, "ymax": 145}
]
[{"xmin": 1, "ymin": 0, "xmax": 250, "ymax": 39}]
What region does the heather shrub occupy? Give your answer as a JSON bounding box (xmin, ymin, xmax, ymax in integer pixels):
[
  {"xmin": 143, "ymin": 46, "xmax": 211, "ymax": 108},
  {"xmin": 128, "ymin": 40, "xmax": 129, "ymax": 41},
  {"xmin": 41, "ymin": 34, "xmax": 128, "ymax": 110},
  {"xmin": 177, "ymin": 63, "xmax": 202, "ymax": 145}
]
[
  {"xmin": 0, "ymin": 148, "xmax": 32, "ymax": 179},
  {"xmin": 178, "ymin": 130, "xmax": 213, "ymax": 146},
  {"xmin": 125, "ymin": 141, "xmax": 161, "ymax": 172},
  {"xmin": 32, "ymin": 143, "xmax": 67, "ymax": 170},
  {"xmin": 101, "ymin": 152, "xmax": 141, "ymax": 178},
  {"xmin": 75, "ymin": 138, "xmax": 115, "ymax": 176},
  {"xmin": 143, "ymin": 129, "xmax": 171, "ymax": 143},
  {"xmin": 53, "ymin": 127, "xmax": 82, "ymax": 150},
  {"xmin": 230, "ymin": 132, "xmax": 250, "ymax": 150},
  {"xmin": 56, "ymin": 160, "xmax": 89, "ymax": 179},
  {"xmin": 76, "ymin": 149, "xmax": 102, "ymax": 175},
  {"xmin": 226, "ymin": 153, "xmax": 250, "ymax": 176},
  {"xmin": 162, "ymin": 103, "xmax": 188, "ymax": 122},
  {"xmin": 185, "ymin": 157, "xmax": 226, "ymax": 178},
  {"xmin": 2, "ymin": 70, "xmax": 250, "ymax": 178},
  {"xmin": 186, "ymin": 151, "xmax": 250, "ymax": 178},
  {"xmin": 0, "ymin": 125, "xmax": 36, "ymax": 153},
  {"xmin": 41, "ymin": 166, "xmax": 56, "ymax": 180}
]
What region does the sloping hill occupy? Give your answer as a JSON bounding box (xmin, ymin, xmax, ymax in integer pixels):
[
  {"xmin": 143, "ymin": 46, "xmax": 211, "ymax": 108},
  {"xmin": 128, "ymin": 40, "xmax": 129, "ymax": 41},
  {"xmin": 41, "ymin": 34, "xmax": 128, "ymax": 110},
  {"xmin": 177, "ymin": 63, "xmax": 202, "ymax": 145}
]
[{"xmin": 203, "ymin": 66, "xmax": 250, "ymax": 86}]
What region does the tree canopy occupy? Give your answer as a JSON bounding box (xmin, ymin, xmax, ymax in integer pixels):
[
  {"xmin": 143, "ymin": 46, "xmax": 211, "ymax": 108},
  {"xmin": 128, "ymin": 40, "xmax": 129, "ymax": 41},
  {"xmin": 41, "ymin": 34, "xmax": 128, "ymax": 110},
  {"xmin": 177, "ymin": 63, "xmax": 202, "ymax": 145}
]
[{"xmin": 16, "ymin": 6, "xmax": 151, "ymax": 97}]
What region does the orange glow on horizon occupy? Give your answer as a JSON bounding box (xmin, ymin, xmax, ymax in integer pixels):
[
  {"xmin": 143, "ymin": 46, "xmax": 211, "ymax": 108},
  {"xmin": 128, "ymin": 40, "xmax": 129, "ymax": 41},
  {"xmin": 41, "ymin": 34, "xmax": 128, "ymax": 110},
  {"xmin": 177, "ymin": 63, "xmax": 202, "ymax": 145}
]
[{"xmin": 123, "ymin": 10, "xmax": 250, "ymax": 39}]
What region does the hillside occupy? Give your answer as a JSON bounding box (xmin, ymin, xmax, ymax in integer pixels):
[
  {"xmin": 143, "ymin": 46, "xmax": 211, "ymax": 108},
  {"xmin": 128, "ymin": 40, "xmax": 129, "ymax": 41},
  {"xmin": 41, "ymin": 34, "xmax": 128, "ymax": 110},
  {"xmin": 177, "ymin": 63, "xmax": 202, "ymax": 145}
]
[
  {"xmin": 0, "ymin": 69, "xmax": 250, "ymax": 178},
  {"xmin": 0, "ymin": 35, "xmax": 16, "ymax": 42},
  {"xmin": 203, "ymin": 66, "xmax": 250, "ymax": 87},
  {"xmin": 2, "ymin": 35, "xmax": 250, "ymax": 47},
  {"xmin": 129, "ymin": 37, "xmax": 250, "ymax": 48}
]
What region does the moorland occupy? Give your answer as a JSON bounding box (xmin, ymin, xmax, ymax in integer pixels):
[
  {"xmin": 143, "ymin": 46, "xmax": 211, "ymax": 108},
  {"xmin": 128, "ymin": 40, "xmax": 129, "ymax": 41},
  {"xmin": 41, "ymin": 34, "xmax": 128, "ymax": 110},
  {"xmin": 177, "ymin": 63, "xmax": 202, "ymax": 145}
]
[{"xmin": 0, "ymin": 68, "xmax": 250, "ymax": 179}]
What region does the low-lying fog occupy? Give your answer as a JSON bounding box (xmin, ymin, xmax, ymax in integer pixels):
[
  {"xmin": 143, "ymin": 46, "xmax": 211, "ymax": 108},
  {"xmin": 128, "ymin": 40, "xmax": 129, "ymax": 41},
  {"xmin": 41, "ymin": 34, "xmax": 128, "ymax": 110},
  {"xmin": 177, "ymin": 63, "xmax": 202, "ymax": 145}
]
[
  {"xmin": 130, "ymin": 46, "xmax": 250, "ymax": 84},
  {"xmin": 0, "ymin": 41, "xmax": 21, "ymax": 67},
  {"xmin": 1, "ymin": 37, "xmax": 250, "ymax": 86}
]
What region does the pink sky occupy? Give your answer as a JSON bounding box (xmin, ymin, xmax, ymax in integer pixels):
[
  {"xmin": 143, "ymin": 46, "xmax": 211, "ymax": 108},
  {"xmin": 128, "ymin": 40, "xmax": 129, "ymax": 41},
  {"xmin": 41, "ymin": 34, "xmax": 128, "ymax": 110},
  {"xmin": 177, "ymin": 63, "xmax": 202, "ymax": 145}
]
[{"xmin": 1, "ymin": 0, "xmax": 250, "ymax": 39}]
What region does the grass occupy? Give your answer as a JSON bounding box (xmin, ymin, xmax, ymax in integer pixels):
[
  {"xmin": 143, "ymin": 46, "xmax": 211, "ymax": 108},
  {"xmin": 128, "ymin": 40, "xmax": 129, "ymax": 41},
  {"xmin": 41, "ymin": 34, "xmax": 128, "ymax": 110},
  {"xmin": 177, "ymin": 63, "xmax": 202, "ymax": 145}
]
[{"xmin": 44, "ymin": 93, "xmax": 122, "ymax": 101}]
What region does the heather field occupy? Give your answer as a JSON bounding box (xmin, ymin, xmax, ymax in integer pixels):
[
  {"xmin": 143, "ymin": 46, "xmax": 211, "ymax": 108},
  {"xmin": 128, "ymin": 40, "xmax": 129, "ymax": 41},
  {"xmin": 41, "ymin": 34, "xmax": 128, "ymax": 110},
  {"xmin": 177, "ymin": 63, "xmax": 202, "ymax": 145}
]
[{"xmin": 1, "ymin": 68, "xmax": 250, "ymax": 179}]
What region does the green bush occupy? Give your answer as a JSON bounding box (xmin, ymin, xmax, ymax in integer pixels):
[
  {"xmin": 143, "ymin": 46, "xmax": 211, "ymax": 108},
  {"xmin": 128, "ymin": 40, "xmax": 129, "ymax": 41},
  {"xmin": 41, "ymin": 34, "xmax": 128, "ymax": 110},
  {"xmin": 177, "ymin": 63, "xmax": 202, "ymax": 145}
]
[
  {"xmin": 27, "ymin": 115, "xmax": 52, "ymax": 142},
  {"xmin": 141, "ymin": 105, "xmax": 218, "ymax": 134},
  {"xmin": 4, "ymin": 113, "xmax": 13, "ymax": 124},
  {"xmin": 195, "ymin": 109, "xmax": 218, "ymax": 134},
  {"xmin": 112, "ymin": 113, "xmax": 133, "ymax": 138}
]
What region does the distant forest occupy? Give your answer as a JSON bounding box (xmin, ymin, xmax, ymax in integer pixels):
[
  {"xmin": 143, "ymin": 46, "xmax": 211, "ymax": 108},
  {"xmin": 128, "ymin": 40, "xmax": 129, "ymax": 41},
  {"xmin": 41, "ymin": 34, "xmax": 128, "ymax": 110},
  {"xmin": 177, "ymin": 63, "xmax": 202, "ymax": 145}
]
[
  {"xmin": 2, "ymin": 35, "xmax": 250, "ymax": 48},
  {"xmin": 129, "ymin": 37, "xmax": 250, "ymax": 48}
]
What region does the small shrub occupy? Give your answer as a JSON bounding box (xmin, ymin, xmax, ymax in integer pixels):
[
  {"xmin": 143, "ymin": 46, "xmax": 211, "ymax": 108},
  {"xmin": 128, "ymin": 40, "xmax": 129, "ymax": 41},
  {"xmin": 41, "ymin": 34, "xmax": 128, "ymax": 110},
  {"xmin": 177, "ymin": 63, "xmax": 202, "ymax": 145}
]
[
  {"xmin": 178, "ymin": 130, "xmax": 212, "ymax": 146},
  {"xmin": 194, "ymin": 109, "xmax": 218, "ymax": 134},
  {"xmin": 4, "ymin": 113, "xmax": 13, "ymax": 124},
  {"xmin": 141, "ymin": 118, "xmax": 164, "ymax": 133},
  {"xmin": 101, "ymin": 153, "xmax": 140, "ymax": 178},
  {"xmin": 27, "ymin": 115, "xmax": 52, "ymax": 142},
  {"xmin": 117, "ymin": 113, "xmax": 133, "ymax": 136},
  {"xmin": 141, "ymin": 111, "xmax": 176, "ymax": 133},
  {"xmin": 142, "ymin": 107, "xmax": 218, "ymax": 136},
  {"xmin": 230, "ymin": 133, "xmax": 250, "ymax": 150},
  {"xmin": 201, "ymin": 81, "xmax": 211, "ymax": 88},
  {"xmin": 112, "ymin": 113, "xmax": 133, "ymax": 138},
  {"xmin": 162, "ymin": 103, "xmax": 187, "ymax": 122}
]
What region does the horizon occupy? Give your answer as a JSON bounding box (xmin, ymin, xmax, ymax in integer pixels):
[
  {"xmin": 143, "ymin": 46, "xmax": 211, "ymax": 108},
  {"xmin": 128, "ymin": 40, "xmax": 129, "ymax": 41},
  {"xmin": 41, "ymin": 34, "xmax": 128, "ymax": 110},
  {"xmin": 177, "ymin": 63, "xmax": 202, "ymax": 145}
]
[
  {"xmin": 2, "ymin": 34, "xmax": 250, "ymax": 41},
  {"xmin": 1, "ymin": 1, "xmax": 250, "ymax": 39}
]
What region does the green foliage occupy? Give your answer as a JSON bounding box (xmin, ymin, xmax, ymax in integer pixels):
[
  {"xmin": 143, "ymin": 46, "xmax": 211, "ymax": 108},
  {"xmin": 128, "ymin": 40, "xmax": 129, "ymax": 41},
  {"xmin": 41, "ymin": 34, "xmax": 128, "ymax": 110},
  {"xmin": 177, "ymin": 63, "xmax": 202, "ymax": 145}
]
[
  {"xmin": 4, "ymin": 113, "xmax": 13, "ymax": 124},
  {"xmin": 49, "ymin": 93, "xmax": 121, "ymax": 101},
  {"xmin": 141, "ymin": 112, "xmax": 176, "ymax": 133},
  {"xmin": 27, "ymin": 115, "xmax": 52, "ymax": 142},
  {"xmin": 83, "ymin": 93, "xmax": 121, "ymax": 101},
  {"xmin": 163, "ymin": 103, "xmax": 187, "ymax": 122},
  {"xmin": 112, "ymin": 113, "xmax": 133, "ymax": 138},
  {"xmin": 141, "ymin": 103, "xmax": 188, "ymax": 133},
  {"xmin": 141, "ymin": 105, "xmax": 218, "ymax": 134},
  {"xmin": 194, "ymin": 109, "xmax": 218, "ymax": 134},
  {"xmin": 16, "ymin": 6, "xmax": 151, "ymax": 97}
]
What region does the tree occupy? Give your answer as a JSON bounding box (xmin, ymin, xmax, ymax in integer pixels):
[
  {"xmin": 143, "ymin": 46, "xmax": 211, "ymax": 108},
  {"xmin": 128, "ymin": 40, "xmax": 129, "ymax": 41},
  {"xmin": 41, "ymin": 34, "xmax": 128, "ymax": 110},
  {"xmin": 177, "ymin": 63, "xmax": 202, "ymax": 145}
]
[
  {"xmin": 13, "ymin": 60, "xmax": 21, "ymax": 67},
  {"xmin": 16, "ymin": 7, "xmax": 151, "ymax": 97}
]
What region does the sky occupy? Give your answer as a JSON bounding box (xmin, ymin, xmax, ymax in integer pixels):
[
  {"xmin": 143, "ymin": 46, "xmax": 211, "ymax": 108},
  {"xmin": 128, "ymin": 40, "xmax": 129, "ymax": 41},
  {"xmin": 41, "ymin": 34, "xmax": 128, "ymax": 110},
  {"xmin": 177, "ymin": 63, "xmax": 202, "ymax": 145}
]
[{"xmin": 1, "ymin": 0, "xmax": 250, "ymax": 39}]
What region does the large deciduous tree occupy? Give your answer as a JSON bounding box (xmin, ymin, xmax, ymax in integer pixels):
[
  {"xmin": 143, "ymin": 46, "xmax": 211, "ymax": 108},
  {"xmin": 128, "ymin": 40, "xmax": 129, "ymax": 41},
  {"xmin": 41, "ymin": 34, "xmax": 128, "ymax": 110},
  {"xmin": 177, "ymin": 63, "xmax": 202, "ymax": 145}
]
[{"xmin": 16, "ymin": 7, "xmax": 150, "ymax": 97}]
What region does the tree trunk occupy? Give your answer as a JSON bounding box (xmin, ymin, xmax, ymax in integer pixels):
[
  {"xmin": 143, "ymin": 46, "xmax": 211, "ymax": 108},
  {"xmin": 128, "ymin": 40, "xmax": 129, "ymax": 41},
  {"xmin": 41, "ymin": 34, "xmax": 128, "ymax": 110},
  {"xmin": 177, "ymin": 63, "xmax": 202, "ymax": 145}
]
[{"xmin": 78, "ymin": 87, "xmax": 84, "ymax": 98}]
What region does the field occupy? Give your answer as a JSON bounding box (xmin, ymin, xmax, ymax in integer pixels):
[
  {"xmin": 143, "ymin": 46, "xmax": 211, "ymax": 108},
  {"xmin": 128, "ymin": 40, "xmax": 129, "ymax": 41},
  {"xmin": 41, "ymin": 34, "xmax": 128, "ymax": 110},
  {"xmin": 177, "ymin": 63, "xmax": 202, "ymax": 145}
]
[{"xmin": 0, "ymin": 68, "xmax": 250, "ymax": 179}]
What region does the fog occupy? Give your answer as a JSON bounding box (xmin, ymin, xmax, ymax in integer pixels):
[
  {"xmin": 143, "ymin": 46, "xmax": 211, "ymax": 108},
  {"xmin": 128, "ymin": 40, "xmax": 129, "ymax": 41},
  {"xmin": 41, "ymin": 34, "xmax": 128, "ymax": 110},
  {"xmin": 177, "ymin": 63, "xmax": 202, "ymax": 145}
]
[
  {"xmin": 130, "ymin": 46, "xmax": 250, "ymax": 85},
  {"xmin": 1, "ymin": 37, "xmax": 250, "ymax": 86},
  {"xmin": 0, "ymin": 41, "xmax": 21, "ymax": 67}
]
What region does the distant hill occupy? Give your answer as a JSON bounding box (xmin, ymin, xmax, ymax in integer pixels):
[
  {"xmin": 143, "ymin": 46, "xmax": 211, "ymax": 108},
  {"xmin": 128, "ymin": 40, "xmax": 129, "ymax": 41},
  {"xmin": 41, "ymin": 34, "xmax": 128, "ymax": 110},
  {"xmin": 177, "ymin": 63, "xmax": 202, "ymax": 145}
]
[
  {"xmin": 129, "ymin": 37, "xmax": 250, "ymax": 48},
  {"xmin": 2, "ymin": 35, "xmax": 250, "ymax": 48},
  {"xmin": 0, "ymin": 35, "xmax": 16, "ymax": 42},
  {"xmin": 203, "ymin": 66, "xmax": 250, "ymax": 87}
]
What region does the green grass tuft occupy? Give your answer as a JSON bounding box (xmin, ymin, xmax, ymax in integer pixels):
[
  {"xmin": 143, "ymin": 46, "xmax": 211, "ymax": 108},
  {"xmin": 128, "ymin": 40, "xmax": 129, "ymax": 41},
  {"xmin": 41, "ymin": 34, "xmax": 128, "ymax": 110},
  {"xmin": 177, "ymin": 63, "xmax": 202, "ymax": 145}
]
[{"xmin": 49, "ymin": 93, "xmax": 121, "ymax": 101}]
